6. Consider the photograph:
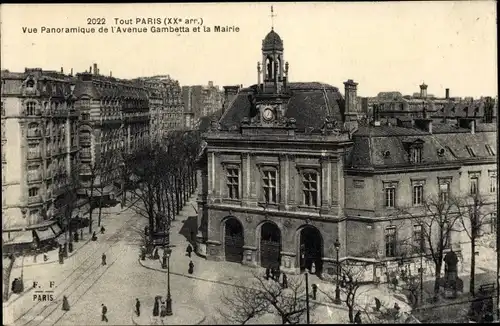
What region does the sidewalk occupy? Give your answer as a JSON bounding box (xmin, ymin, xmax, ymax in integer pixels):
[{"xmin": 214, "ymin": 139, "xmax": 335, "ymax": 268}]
[{"xmin": 139, "ymin": 196, "xmax": 416, "ymax": 323}]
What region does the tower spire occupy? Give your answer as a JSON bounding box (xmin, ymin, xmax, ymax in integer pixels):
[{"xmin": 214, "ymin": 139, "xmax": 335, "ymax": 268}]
[{"xmin": 270, "ymin": 5, "xmax": 277, "ymax": 30}]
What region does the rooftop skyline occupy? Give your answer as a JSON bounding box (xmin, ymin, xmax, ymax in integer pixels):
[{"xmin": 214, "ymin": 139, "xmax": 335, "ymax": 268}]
[{"xmin": 1, "ymin": 2, "xmax": 497, "ymax": 97}]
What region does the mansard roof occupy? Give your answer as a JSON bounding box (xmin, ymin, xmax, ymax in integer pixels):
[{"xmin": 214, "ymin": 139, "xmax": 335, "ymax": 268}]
[
  {"xmin": 219, "ymin": 82, "xmax": 345, "ymax": 130},
  {"xmin": 348, "ymin": 124, "xmax": 497, "ymax": 169}
]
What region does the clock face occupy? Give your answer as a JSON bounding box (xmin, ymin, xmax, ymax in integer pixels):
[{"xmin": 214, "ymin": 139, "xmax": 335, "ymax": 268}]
[{"xmin": 262, "ymin": 107, "xmax": 274, "ymax": 121}]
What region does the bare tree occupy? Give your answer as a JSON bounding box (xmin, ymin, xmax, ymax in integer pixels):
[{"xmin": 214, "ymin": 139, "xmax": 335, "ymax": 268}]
[
  {"xmin": 56, "ymin": 164, "xmax": 81, "ymax": 249},
  {"xmin": 217, "ymin": 271, "xmax": 315, "ymax": 324},
  {"xmin": 126, "ymin": 142, "xmax": 173, "ymax": 250},
  {"xmin": 456, "ymin": 194, "xmax": 493, "ymax": 296},
  {"xmin": 394, "ymin": 195, "xmax": 462, "ymax": 301}
]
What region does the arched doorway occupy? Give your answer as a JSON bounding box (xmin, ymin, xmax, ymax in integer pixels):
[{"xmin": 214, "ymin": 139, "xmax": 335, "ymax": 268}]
[
  {"xmin": 299, "ymin": 226, "xmax": 323, "ymax": 276},
  {"xmin": 260, "ymin": 222, "xmax": 281, "ymax": 269},
  {"xmin": 224, "ymin": 217, "xmax": 244, "ymax": 263}
]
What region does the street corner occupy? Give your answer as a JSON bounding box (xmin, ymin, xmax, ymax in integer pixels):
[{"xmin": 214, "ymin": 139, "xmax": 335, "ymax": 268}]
[{"xmin": 131, "ymin": 304, "xmax": 206, "ymax": 325}]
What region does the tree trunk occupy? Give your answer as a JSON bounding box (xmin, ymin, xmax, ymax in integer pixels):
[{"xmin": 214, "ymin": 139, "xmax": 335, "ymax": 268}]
[
  {"xmin": 98, "ymin": 195, "xmax": 103, "ymax": 227},
  {"xmin": 348, "ymin": 306, "xmax": 354, "ymax": 323},
  {"xmin": 175, "ymin": 177, "xmax": 181, "ymax": 215},
  {"xmin": 433, "ymin": 261, "xmax": 442, "ymax": 299},
  {"xmin": 470, "ymin": 240, "xmax": 476, "ymax": 296}
]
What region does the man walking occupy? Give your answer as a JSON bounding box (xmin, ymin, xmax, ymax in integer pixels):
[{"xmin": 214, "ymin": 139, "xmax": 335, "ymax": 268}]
[
  {"xmin": 101, "ymin": 253, "xmax": 107, "ymax": 266},
  {"xmin": 101, "ymin": 303, "xmax": 108, "ymax": 322},
  {"xmin": 135, "ymin": 298, "xmax": 141, "ymax": 317},
  {"xmin": 186, "ymin": 244, "xmax": 193, "ymax": 258}
]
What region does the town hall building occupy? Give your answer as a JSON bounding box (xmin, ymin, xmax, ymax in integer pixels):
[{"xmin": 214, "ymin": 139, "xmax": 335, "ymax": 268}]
[{"xmin": 195, "ymin": 28, "xmax": 498, "ymax": 281}]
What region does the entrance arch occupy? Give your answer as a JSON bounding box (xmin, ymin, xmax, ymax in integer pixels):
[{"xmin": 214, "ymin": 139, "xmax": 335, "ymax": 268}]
[
  {"xmin": 259, "ymin": 222, "xmax": 281, "ymax": 268},
  {"xmin": 298, "ymin": 226, "xmax": 323, "ymax": 276},
  {"xmin": 224, "ymin": 217, "xmax": 244, "ymax": 263}
]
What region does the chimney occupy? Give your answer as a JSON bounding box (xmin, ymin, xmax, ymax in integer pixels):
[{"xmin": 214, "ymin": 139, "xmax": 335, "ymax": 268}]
[
  {"xmin": 89, "ymin": 66, "xmax": 92, "ymax": 74},
  {"xmin": 373, "ymin": 104, "xmax": 381, "ymax": 126},
  {"xmin": 445, "ymin": 88, "xmax": 450, "ymax": 99},
  {"xmin": 344, "ymin": 79, "xmax": 358, "ymax": 114},
  {"xmin": 110, "ymin": 71, "xmax": 112, "ymax": 77},
  {"xmin": 414, "ymin": 118, "xmax": 433, "ymax": 134},
  {"xmin": 208, "ymin": 81, "xmax": 213, "ymax": 88},
  {"xmin": 93, "ymin": 63, "xmax": 98, "ymax": 76},
  {"xmin": 70, "ymin": 68, "xmax": 73, "ymax": 76},
  {"xmin": 61, "ymin": 67, "xmax": 64, "ymax": 74},
  {"xmin": 222, "ymin": 85, "xmax": 240, "ymax": 115}
]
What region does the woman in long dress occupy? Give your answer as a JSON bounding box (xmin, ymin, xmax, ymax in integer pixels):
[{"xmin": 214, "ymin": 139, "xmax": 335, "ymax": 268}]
[
  {"xmin": 62, "ymin": 295, "xmax": 70, "ymax": 311},
  {"xmin": 160, "ymin": 300, "xmax": 167, "ymax": 317}
]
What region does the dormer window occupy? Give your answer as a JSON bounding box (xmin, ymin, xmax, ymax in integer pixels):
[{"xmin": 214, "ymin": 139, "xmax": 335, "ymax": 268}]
[
  {"xmin": 410, "ymin": 147, "xmax": 422, "ymax": 164},
  {"xmin": 437, "ymin": 148, "xmax": 445, "ymax": 157},
  {"xmin": 26, "ymin": 79, "xmax": 35, "ymax": 88},
  {"xmin": 383, "ymin": 151, "xmax": 391, "ymax": 158}
]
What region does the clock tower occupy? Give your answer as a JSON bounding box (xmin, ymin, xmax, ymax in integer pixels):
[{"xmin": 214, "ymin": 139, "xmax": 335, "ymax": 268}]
[{"xmin": 251, "ymin": 28, "xmax": 291, "ymax": 127}]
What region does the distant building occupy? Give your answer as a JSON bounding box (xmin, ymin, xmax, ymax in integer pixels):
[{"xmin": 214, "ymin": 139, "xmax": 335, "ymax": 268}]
[
  {"xmin": 182, "ymin": 82, "xmax": 224, "ymax": 129},
  {"xmin": 367, "ymin": 84, "xmax": 497, "ymax": 125},
  {"xmin": 133, "ymin": 75, "xmax": 184, "ymax": 136}
]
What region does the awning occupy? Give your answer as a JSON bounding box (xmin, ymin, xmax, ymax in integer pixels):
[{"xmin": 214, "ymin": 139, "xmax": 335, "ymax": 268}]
[
  {"xmin": 50, "ymin": 224, "xmax": 62, "ymax": 236},
  {"xmin": 35, "ymin": 228, "xmax": 56, "ymax": 241},
  {"xmin": 4, "ymin": 230, "xmax": 34, "ymax": 244}
]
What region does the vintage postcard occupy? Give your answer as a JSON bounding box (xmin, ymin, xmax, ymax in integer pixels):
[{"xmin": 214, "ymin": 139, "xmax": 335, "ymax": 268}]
[{"xmin": 1, "ymin": 2, "xmax": 498, "ymax": 325}]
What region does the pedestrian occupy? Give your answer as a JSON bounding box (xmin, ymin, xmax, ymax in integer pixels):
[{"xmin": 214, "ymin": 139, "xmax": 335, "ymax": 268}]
[
  {"xmin": 160, "ymin": 300, "xmax": 167, "ymax": 317},
  {"xmin": 275, "ymin": 268, "xmax": 281, "ymax": 282},
  {"xmin": 100, "ymin": 226, "xmax": 105, "ymax": 234},
  {"xmin": 354, "ymin": 311, "xmax": 362, "ymax": 324},
  {"xmin": 188, "ymin": 260, "xmax": 194, "ymax": 274},
  {"xmin": 101, "ymin": 303, "xmax": 108, "ymax": 322},
  {"xmin": 135, "ymin": 298, "xmax": 140, "ymax": 317},
  {"xmin": 310, "ymin": 261, "xmax": 316, "ymax": 275},
  {"xmin": 58, "ymin": 251, "xmax": 64, "ymax": 264},
  {"xmin": 43, "ymin": 254, "xmax": 49, "ymax": 262},
  {"xmin": 11, "ymin": 278, "xmax": 17, "ymax": 293},
  {"xmin": 311, "ymin": 284, "xmax": 318, "ymax": 300},
  {"xmin": 265, "ymin": 267, "xmax": 270, "ymax": 280},
  {"xmin": 62, "ymin": 295, "xmax": 70, "ymax": 311},
  {"xmin": 186, "ymin": 244, "xmax": 193, "ymax": 258},
  {"xmin": 271, "ymin": 267, "xmax": 276, "ymax": 281},
  {"xmin": 92, "ymin": 231, "xmax": 97, "ymax": 241},
  {"xmin": 153, "ymin": 296, "xmax": 160, "ymax": 317},
  {"xmin": 282, "ymin": 273, "xmax": 288, "ymax": 289},
  {"xmin": 393, "ymin": 302, "xmax": 400, "ymax": 312},
  {"xmin": 101, "ymin": 253, "xmax": 107, "ymax": 266}
]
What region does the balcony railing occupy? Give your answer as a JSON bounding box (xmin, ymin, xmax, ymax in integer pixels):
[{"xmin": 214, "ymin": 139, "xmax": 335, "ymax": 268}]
[
  {"xmin": 27, "ymin": 195, "xmax": 42, "ymax": 204},
  {"xmin": 27, "ymin": 175, "xmax": 42, "ymax": 183},
  {"xmin": 27, "ymin": 152, "xmax": 42, "ymax": 160},
  {"xmin": 27, "ymin": 130, "xmax": 42, "ymax": 139},
  {"xmin": 80, "ymin": 137, "xmax": 91, "ymax": 143},
  {"xmin": 80, "ymin": 151, "xmax": 92, "ymax": 159}
]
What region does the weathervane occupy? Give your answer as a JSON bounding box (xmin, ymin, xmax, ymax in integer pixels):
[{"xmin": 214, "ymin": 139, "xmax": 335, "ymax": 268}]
[{"xmin": 270, "ymin": 5, "xmax": 277, "ymax": 30}]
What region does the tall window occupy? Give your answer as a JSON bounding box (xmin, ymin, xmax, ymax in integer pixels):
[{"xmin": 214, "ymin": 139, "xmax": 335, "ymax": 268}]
[
  {"xmin": 413, "ymin": 224, "xmax": 424, "ymax": 253},
  {"xmin": 302, "ymin": 171, "xmax": 319, "ymax": 207},
  {"xmin": 489, "ymin": 171, "xmax": 497, "ymax": 193},
  {"xmin": 262, "ymin": 169, "xmax": 277, "ymax": 204},
  {"xmin": 410, "ymin": 147, "xmax": 422, "ymax": 164},
  {"xmin": 384, "ymin": 182, "xmax": 397, "ymax": 208},
  {"xmin": 226, "ymin": 166, "xmax": 239, "ymax": 200},
  {"xmin": 26, "ymin": 102, "xmax": 37, "ymax": 116},
  {"xmin": 385, "ymin": 227, "xmax": 397, "ymax": 257},
  {"xmin": 412, "ymin": 181, "xmax": 424, "ymax": 206},
  {"xmin": 470, "ymin": 177, "xmax": 479, "ymax": 196},
  {"xmin": 28, "ymin": 187, "xmax": 39, "ymax": 197},
  {"xmin": 438, "ymin": 180, "xmax": 450, "ymax": 203}
]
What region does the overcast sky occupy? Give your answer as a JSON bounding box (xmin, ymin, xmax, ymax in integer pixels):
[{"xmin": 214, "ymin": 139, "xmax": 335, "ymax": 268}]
[{"xmin": 1, "ymin": 2, "xmax": 497, "ymax": 97}]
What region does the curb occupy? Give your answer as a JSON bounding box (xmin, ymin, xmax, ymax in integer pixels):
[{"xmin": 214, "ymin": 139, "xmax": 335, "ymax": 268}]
[
  {"xmin": 130, "ymin": 308, "xmax": 206, "ymax": 325},
  {"xmin": 2, "ymin": 287, "xmax": 34, "ymax": 309},
  {"xmin": 138, "ymin": 258, "xmax": 349, "ymax": 312},
  {"xmin": 17, "ymin": 237, "xmax": 93, "ymax": 268}
]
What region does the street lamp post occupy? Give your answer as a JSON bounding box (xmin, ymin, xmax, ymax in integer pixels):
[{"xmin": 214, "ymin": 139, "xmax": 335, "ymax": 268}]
[
  {"xmin": 334, "ymin": 239, "xmax": 342, "ymax": 305},
  {"xmin": 305, "ymin": 271, "xmax": 310, "ymax": 324},
  {"xmin": 165, "ymin": 247, "xmax": 173, "ymax": 316}
]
